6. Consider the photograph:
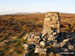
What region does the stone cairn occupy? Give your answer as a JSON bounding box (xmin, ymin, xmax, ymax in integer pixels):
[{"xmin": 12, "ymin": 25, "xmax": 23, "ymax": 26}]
[
  {"xmin": 23, "ymin": 12, "xmax": 75, "ymax": 56},
  {"xmin": 42, "ymin": 12, "xmax": 60, "ymax": 41}
]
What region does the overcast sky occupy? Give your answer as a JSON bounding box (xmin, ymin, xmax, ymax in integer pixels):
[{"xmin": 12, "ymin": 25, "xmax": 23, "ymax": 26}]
[{"xmin": 0, "ymin": 0, "xmax": 75, "ymax": 15}]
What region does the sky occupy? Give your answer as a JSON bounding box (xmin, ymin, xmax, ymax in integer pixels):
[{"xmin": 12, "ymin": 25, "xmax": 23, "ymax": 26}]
[{"xmin": 0, "ymin": 0, "xmax": 75, "ymax": 15}]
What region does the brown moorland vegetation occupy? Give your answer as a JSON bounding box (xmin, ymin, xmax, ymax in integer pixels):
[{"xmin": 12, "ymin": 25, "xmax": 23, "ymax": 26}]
[{"xmin": 0, "ymin": 12, "xmax": 75, "ymax": 56}]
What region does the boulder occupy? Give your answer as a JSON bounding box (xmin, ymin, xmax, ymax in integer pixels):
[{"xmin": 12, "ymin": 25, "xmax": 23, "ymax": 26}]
[
  {"xmin": 34, "ymin": 48, "xmax": 47, "ymax": 54},
  {"xmin": 63, "ymin": 39, "xmax": 69, "ymax": 42},
  {"xmin": 34, "ymin": 48, "xmax": 39, "ymax": 53},
  {"xmin": 34, "ymin": 36, "xmax": 40, "ymax": 38},
  {"xmin": 60, "ymin": 42, "xmax": 65, "ymax": 47},
  {"xmin": 68, "ymin": 45, "xmax": 74, "ymax": 50},
  {"xmin": 48, "ymin": 35, "xmax": 55, "ymax": 41},
  {"xmin": 40, "ymin": 41, "xmax": 46, "ymax": 47},
  {"xmin": 64, "ymin": 48, "xmax": 68, "ymax": 52}
]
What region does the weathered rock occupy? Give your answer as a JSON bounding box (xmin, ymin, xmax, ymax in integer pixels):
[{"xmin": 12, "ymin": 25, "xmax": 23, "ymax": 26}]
[
  {"xmin": 25, "ymin": 34, "xmax": 40, "ymax": 44},
  {"xmin": 48, "ymin": 37, "xmax": 54, "ymax": 41},
  {"xmin": 63, "ymin": 39, "xmax": 69, "ymax": 42},
  {"xmin": 24, "ymin": 33, "xmax": 29, "ymax": 40},
  {"xmin": 53, "ymin": 32, "xmax": 57, "ymax": 36},
  {"xmin": 59, "ymin": 42, "xmax": 65, "ymax": 47},
  {"xmin": 59, "ymin": 39, "xmax": 69, "ymax": 47},
  {"xmin": 34, "ymin": 47, "xmax": 39, "ymax": 53},
  {"xmin": 53, "ymin": 42, "xmax": 60, "ymax": 48},
  {"xmin": 25, "ymin": 49, "xmax": 29, "ymax": 53},
  {"xmin": 49, "ymin": 52, "xmax": 54, "ymax": 56},
  {"xmin": 34, "ymin": 48, "xmax": 47, "ymax": 54},
  {"xmin": 64, "ymin": 48, "xmax": 68, "ymax": 52},
  {"xmin": 34, "ymin": 35, "xmax": 40, "ymax": 38},
  {"xmin": 40, "ymin": 41, "xmax": 46, "ymax": 47},
  {"xmin": 23, "ymin": 44, "xmax": 29, "ymax": 49},
  {"xmin": 56, "ymin": 53, "xmax": 61, "ymax": 56},
  {"xmin": 39, "ymin": 48, "xmax": 47, "ymax": 54},
  {"xmin": 68, "ymin": 45, "xmax": 74, "ymax": 50}
]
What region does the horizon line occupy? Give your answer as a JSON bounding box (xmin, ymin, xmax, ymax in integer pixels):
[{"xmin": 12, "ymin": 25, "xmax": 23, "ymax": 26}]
[{"xmin": 0, "ymin": 11, "xmax": 75, "ymax": 15}]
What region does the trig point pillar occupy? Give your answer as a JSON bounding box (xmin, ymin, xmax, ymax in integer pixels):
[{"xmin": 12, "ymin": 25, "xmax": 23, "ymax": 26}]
[{"xmin": 42, "ymin": 12, "xmax": 60, "ymax": 41}]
